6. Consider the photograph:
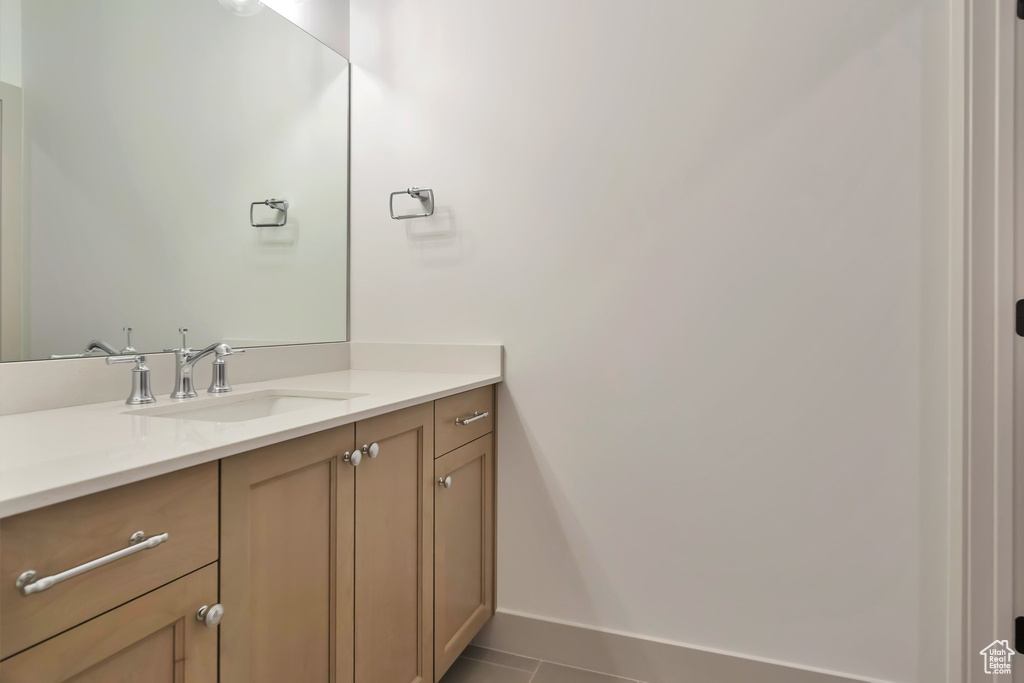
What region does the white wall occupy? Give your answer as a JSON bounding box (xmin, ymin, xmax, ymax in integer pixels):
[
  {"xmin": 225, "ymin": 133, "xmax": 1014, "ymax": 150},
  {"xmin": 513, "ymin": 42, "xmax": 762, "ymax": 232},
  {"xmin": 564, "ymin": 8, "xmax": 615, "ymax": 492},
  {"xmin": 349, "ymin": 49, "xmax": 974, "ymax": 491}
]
[
  {"xmin": 18, "ymin": 0, "xmax": 348, "ymax": 359},
  {"xmin": 0, "ymin": 0, "xmax": 21, "ymax": 86},
  {"xmin": 264, "ymin": 0, "xmax": 349, "ymax": 59},
  {"xmin": 349, "ymin": 1, "xmax": 955, "ymax": 682}
]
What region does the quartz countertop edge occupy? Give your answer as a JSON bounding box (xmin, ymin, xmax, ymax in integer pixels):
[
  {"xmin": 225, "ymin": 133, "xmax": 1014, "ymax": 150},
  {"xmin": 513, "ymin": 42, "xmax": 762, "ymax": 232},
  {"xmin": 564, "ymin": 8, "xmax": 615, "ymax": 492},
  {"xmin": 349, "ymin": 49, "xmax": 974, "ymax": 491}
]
[{"xmin": 0, "ymin": 368, "xmax": 501, "ymax": 518}]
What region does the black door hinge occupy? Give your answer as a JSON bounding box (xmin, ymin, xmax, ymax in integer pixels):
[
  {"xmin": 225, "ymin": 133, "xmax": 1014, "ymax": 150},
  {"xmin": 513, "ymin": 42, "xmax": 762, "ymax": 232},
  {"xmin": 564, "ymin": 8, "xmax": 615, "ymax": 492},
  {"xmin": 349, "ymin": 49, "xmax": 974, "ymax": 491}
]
[
  {"xmin": 1019, "ymin": 0, "xmax": 1023, "ymax": 20},
  {"xmin": 1017, "ymin": 300, "xmax": 1024, "ymax": 336},
  {"xmin": 1016, "ymin": 617, "xmax": 1024, "ymax": 654}
]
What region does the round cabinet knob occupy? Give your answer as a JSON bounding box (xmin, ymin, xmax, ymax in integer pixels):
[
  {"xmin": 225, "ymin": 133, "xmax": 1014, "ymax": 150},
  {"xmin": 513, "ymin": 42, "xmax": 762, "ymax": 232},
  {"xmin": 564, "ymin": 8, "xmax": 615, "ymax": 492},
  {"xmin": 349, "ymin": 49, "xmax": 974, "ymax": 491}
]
[
  {"xmin": 344, "ymin": 451, "xmax": 362, "ymax": 467},
  {"xmin": 438, "ymin": 476, "xmax": 452, "ymax": 489},
  {"xmin": 363, "ymin": 443, "xmax": 380, "ymax": 459},
  {"xmin": 196, "ymin": 604, "xmax": 224, "ymax": 627}
]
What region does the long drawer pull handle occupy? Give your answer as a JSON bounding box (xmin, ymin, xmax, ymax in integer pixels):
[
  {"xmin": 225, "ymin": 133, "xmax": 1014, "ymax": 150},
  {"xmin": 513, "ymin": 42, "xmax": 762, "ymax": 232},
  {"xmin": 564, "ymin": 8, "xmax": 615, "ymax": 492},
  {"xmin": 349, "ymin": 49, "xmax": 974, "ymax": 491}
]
[
  {"xmin": 455, "ymin": 411, "xmax": 489, "ymax": 426},
  {"xmin": 15, "ymin": 531, "xmax": 170, "ymax": 596}
]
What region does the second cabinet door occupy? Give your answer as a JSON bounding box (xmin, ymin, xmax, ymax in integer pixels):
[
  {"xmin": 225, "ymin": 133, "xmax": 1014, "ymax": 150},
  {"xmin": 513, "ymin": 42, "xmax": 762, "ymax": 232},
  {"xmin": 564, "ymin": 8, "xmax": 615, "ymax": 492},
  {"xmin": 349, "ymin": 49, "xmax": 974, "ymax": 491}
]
[
  {"xmin": 220, "ymin": 425, "xmax": 356, "ymax": 683},
  {"xmin": 0, "ymin": 563, "xmax": 218, "ymax": 683},
  {"xmin": 354, "ymin": 403, "xmax": 434, "ymax": 683},
  {"xmin": 434, "ymin": 434, "xmax": 495, "ymax": 679}
]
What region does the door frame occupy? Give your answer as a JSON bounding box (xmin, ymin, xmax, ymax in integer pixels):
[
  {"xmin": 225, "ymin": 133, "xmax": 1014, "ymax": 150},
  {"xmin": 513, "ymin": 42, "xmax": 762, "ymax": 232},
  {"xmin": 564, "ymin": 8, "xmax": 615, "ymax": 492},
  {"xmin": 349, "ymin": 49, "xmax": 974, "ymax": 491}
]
[{"xmin": 962, "ymin": 1, "xmax": 1018, "ymax": 682}]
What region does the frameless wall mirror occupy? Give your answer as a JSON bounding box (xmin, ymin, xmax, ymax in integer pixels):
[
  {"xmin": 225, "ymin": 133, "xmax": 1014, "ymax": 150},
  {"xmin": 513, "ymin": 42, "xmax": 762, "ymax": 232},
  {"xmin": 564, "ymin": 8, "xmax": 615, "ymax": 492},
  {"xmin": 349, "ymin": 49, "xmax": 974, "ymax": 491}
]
[{"xmin": 0, "ymin": 0, "xmax": 349, "ymax": 362}]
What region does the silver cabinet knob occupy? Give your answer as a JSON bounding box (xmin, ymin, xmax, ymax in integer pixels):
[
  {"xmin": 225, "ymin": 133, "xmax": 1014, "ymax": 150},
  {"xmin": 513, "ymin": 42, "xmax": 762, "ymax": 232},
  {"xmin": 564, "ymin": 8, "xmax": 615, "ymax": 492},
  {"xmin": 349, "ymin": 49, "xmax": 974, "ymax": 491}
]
[
  {"xmin": 196, "ymin": 604, "xmax": 224, "ymax": 627},
  {"xmin": 362, "ymin": 443, "xmax": 379, "ymax": 459},
  {"xmin": 344, "ymin": 451, "xmax": 362, "ymax": 467},
  {"xmin": 438, "ymin": 476, "xmax": 452, "ymax": 489}
]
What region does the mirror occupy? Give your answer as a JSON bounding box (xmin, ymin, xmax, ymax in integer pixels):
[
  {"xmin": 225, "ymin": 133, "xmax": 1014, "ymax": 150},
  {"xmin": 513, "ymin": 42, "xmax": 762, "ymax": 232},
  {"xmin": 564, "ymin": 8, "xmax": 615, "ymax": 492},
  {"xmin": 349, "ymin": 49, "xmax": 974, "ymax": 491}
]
[{"xmin": 0, "ymin": 0, "xmax": 349, "ymax": 361}]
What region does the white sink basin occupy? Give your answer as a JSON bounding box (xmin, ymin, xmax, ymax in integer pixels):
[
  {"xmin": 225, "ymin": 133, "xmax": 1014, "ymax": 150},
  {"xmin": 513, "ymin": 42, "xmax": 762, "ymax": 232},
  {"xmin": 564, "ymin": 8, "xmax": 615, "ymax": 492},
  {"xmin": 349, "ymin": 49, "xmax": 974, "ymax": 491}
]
[{"xmin": 128, "ymin": 389, "xmax": 365, "ymax": 423}]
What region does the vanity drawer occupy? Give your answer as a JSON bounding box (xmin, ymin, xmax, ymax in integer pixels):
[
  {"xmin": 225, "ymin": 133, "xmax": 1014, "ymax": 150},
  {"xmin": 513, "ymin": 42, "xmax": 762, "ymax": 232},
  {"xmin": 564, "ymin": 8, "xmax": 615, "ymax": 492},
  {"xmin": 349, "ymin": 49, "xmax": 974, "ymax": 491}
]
[
  {"xmin": 0, "ymin": 462, "xmax": 219, "ymax": 658},
  {"xmin": 435, "ymin": 386, "xmax": 494, "ymax": 457}
]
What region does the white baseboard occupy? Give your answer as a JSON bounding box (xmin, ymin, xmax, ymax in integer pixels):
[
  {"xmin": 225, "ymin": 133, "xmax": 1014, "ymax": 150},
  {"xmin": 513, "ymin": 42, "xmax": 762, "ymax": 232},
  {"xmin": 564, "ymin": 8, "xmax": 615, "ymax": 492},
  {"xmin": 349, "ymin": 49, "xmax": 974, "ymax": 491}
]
[{"xmin": 473, "ymin": 610, "xmax": 890, "ymax": 683}]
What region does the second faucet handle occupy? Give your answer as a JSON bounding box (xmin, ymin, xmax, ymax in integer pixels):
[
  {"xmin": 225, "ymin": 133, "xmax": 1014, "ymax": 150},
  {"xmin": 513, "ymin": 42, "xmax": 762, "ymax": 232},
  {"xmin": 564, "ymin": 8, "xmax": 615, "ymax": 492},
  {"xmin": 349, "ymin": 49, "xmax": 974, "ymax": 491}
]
[
  {"xmin": 209, "ymin": 344, "xmax": 245, "ymax": 394},
  {"xmin": 216, "ymin": 345, "xmax": 245, "ymax": 358}
]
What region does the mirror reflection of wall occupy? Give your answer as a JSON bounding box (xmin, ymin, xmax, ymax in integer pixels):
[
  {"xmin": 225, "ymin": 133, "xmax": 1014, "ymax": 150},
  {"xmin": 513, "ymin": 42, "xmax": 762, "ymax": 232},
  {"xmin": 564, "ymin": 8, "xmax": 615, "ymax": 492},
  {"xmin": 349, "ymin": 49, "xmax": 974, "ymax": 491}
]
[{"xmin": 0, "ymin": 0, "xmax": 349, "ymax": 362}]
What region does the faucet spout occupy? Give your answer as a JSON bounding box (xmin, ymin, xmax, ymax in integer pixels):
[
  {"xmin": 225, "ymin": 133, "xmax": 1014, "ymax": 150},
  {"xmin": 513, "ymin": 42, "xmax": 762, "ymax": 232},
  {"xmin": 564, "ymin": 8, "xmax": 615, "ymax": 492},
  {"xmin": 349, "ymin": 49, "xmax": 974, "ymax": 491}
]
[
  {"xmin": 171, "ymin": 343, "xmax": 237, "ymax": 399},
  {"xmin": 185, "ymin": 343, "xmax": 224, "ymax": 368},
  {"xmin": 85, "ymin": 339, "xmax": 120, "ymax": 355},
  {"xmin": 49, "ymin": 339, "xmax": 120, "ymax": 359}
]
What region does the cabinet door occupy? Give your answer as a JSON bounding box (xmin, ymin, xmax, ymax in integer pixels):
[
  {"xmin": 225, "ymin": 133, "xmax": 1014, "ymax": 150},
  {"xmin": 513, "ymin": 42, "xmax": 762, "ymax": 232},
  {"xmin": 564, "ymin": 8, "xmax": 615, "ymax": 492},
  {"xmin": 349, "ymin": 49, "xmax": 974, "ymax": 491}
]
[
  {"xmin": 434, "ymin": 434, "xmax": 495, "ymax": 679},
  {"xmin": 0, "ymin": 563, "xmax": 218, "ymax": 683},
  {"xmin": 354, "ymin": 404, "xmax": 434, "ymax": 683},
  {"xmin": 220, "ymin": 425, "xmax": 356, "ymax": 683}
]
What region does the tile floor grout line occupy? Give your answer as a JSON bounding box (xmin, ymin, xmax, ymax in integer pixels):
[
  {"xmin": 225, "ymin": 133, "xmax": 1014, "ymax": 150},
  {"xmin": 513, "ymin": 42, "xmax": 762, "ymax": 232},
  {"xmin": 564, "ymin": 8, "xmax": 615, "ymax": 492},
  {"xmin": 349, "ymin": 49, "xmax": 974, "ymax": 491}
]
[
  {"xmin": 467, "ymin": 646, "xmax": 642, "ymax": 683},
  {"xmin": 534, "ymin": 656, "xmax": 640, "ymax": 683},
  {"xmin": 459, "ymin": 654, "xmax": 538, "ymax": 675},
  {"xmin": 472, "ymin": 644, "xmax": 538, "ymax": 659}
]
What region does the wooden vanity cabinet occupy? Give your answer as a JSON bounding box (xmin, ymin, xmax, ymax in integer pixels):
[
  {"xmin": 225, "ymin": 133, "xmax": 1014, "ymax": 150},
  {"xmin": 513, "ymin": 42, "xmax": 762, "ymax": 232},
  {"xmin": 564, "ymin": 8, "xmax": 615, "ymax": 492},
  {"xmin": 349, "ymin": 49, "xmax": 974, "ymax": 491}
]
[
  {"xmin": 220, "ymin": 424, "xmax": 356, "ymax": 683},
  {"xmin": 0, "ymin": 385, "xmax": 495, "ymax": 683},
  {"xmin": 433, "ymin": 434, "xmax": 494, "ymax": 680},
  {"xmin": 354, "ymin": 403, "xmax": 434, "ymax": 683},
  {"xmin": 220, "ymin": 403, "xmax": 436, "ymax": 683},
  {"xmin": 0, "ymin": 563, "xmax": 219, "ymax": 683}
]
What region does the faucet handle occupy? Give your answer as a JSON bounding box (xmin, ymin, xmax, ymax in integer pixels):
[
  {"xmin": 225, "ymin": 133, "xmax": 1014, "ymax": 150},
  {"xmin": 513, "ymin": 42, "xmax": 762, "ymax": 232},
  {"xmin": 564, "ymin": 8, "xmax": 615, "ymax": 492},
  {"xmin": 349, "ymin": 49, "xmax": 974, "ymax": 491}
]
[
  {"xmin": 106, "ymin": 354, "xmax": 147, "ymax": 366},
  {"xmin": 106, "ymin": 355, "xmax": 156, "ymax": 405},
  {"xmin": 209, "ymin": 345, "xmax": 243, "ymax": 394},
  {"xmin": 121, "ymin": 327, "xmax": 138, "ymax": 354},
  {"xmin": 165, "ymin": 328, "xmax": 191, "ymax": 354}
]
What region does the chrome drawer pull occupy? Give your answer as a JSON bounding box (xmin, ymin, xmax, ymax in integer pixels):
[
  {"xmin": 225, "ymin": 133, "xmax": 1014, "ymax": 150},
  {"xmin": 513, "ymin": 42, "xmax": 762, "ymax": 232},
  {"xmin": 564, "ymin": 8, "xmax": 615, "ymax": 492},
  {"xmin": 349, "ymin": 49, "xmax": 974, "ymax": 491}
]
[
  {"xmin": 15, "ymin": 531, "xmax": 170, "ymax": 596},
  {"xmin": 454, "ymin": 411, "xmax": 489, "ymax": 426}
]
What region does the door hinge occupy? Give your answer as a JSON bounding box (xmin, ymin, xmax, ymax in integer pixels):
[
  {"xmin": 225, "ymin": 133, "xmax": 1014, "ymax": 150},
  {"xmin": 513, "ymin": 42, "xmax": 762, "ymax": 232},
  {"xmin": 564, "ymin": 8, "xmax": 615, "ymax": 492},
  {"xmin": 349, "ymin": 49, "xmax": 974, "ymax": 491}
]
[
  {"xmin": 1017, "ymin": 617, "xmax": 1024, "ymax": 654},
  {"xmin": 1019, "ymin": 0, "xmax": 1023, "ymax": 20},
  {"xmin": 1017, "ymin": 300, "xmax": 1024, "ymax": 336}
]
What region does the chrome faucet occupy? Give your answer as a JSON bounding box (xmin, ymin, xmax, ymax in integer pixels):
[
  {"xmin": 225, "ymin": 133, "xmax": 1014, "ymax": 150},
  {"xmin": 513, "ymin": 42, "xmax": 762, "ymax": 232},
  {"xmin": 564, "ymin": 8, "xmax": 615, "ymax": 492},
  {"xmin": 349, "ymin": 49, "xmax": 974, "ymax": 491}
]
[
  {"xmin": 169, "ymin": 328, "xmax": 244, "ymax": 399},
  {"xmin": 85, "ymin": 339, "xmax": 121, "ymax": 355},
  {"xmin": 50, "ymin": 327, "xmax": 138, "ymax": 359},
  {"xmin": 49, "ymin": 339, "xmax": 120, "ymax": 359}
]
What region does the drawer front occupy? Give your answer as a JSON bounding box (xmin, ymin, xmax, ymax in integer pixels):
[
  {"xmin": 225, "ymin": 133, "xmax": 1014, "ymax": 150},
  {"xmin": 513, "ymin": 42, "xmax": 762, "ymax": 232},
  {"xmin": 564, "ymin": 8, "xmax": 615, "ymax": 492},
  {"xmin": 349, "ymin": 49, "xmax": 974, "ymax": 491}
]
[
  {"xmin": 0, "ymin": 563, "xmax": 218, "ymax": 683},
  {"xmin": 0, "ymin": 462, "xmax": 219, "ymax": 658},
  {"xmin": 435, "ymin": 386, "xmax": 494, "ymax": 457}
]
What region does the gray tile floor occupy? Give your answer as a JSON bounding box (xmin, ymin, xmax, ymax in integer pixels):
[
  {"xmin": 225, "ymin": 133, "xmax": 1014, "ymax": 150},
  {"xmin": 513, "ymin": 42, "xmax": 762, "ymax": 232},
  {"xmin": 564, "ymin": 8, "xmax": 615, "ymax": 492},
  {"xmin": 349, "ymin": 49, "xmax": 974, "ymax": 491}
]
[{"xmin": 440, "ymin": 646, "xmax": 646, "ymax": 683}]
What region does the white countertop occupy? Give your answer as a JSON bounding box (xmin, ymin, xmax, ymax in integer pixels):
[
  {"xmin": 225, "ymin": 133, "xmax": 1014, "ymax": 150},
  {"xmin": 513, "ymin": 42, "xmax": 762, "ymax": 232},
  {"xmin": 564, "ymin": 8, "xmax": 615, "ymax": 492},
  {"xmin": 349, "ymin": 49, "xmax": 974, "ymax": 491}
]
[{"xmin": 0, "ymin": 368, "xmax": 501, "ymax": 517}]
